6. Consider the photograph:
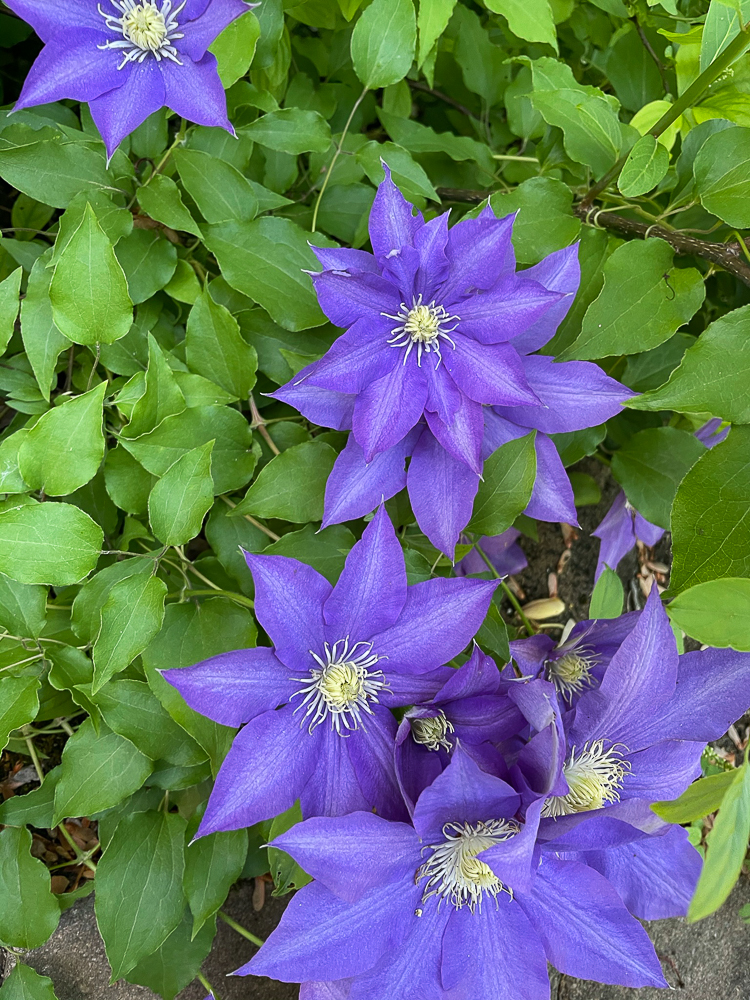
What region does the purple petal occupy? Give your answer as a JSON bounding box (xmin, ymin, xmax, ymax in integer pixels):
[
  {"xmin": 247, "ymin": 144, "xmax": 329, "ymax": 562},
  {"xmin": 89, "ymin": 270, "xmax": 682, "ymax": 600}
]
[
  {"xmin": 301, "ymin": 317, "xmax": 398, "ymax": 395},
  {"xmin": 517, "ymin": 858, "xmax": 667, "ymax": 987},
  {"xmin": 159, "ymin": 53, "xmax": 232, "ymax": 133},
  {"xmin": 425, "ymin": 366, "xmax": 462, "ymax": 425},
  {"xmin": 539, "ymin": 813, "xmax": 653, "ymax": 851},
  {"xmin": 14, "ymin": 33, "xmax": 122, "ymax": 108},
  {"xmin": 394, "ymin": 718, "xmax": 445, "ymax": 815},
  {"xmin": 456, "ymin": 276, "xmax": 564, "ymax": 344},
  {"xmin": 346, "ymin": 706, "xmax": 408, "ymax": 821},
  {"xmin": 413, "ymin": 213, "xmax": 450, "ymax": 300},
  {"xmin": 571, "ymin": 586, "xmax": 678, "ymax": 752},
  {"xmin": 312, "ymin": 246, "xmax": 379, "ymax": 273},
  {"xmin": 271, "ymin": 812, "xmax": 419, "ymax": 903},
  {"xmin": 379, "ymin": 243, "xmax": 420, "ymax": 296},
  {"xmin": 443, "ymin": 336, "xmax": 541, "ymax": 406},
  {"xmin": 301, "ymin": 982, "xmax": 352, "ymax": 1000},
  {"xmin": 407, "ymin": 427, "xmax": 480, "ymax": 558},
  {"xmin": 240, "ymin": 879, "xmax": 414, "ymax": 982},
  {"xmin": 89, "ymin": 59, "xmax": 166, "ymax": 157},
  {"xmin": 436, "ymin": 646, "xmax": 502, "ymax": 700},
  {"xmin": 634, "ymin": 510, "xmax": 665, "ymax": 547},
  {"xmin": 508, "ymin": 633, "xmax": 555, "ymax": 676},
  {"xmin": 695, "ymin": 417, "xmax": 729, "ymax": 448},
  {"xmin": 178, "ymin": 0, "xmax": 251, "ymax": 61},
  {"xmin": 198, "ymin": 705, "xmax": 317, "ymax": 835},
  {"xmin": 482, "ymin": 407, "xmax": 527, "ymax": 459},
  {"xmin": 621, "ymin": 740, "xmax": 704, "ymax": 802},
  {"xmin": 5, "ymin": 0, "xmax": 107, "ymax": 39},
  {"xmin": 583, "ymin": 825, "xmax": 701, "ymax": 919},
  {"xmin": 592, "ymin": 491, "xmax": 636, "ymax": 580},
  {"xmin": 161, "ymin": 646, "xmax": 291, "ymax": 726},
  {"xmin": 299, "ymin": 726, "xmax": 371, "ymax": 819},
  {"xmin": 244, "ymin": 553, "xmax": 331, "ymax": 668},
  {"xmin": 352, "ymin": 362, "xmax": 428, "ymax": 462},
  {"xmin": 516, "ymin": 723, "xmax": 564, "ymax": 797},
  {"xmin": 324, "ymin": 505, "xmax": 407, "ymax": 639},
  {"xmin": 425, "ymin": 393, "xmax": 484, "ymax": 475},
  {"xmin": 455, "ymin": 528, "xmax": 527, "ymax": 578},
  {"xmin": 271, "ymin": 381, "xmax": 354, "ymax": 431},
  {"xmin": 376, "ymin": 576, "xmax": 497, "ymax": 675},
  {"xmin": 440, "ymin": 208, "xmax": 516, "ymax": 302},
  {"xmin": 379, "ymin": 665, "xmax": 455, "ymax": 708},
  {"xmin": 412, "ymin": 747, "xmax": 520, "ymax": 841},
  {"xmin": 480, "ymin": 799, "xmax": 544, "ymax": 895},
  {"xmin": 524, "ymin": 432, "xmax": 577, "ymax": 525},
  {"xmin": 368, "ymin": 164, "xmax": 424, "ymax": 260},
  {"xmin": 310, "ymin": 271, "xmax": 401, "ymax": 329},
  {"xmin": 322, "ymin": 431, "xmax": 418, "ymax": 528},
  {"xmin": 510, "ymin": 244, "xmax": 581, "ymax": 355},
  {"xmin": 499, "ymin": 355, "xmax": 632, "ymax": 434},
  {"xmin": 441, "ymin": 893, "xmax": 549, "ymax": 999}
]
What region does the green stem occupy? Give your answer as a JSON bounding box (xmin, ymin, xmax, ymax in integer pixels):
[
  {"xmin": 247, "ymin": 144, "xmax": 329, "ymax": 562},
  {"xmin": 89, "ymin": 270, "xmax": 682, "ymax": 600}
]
[
  {"xmin": 167, "ymin": 588, "xmax": 255, "ymax": 610},
  {"xmin": 197, "ymin": 972, "xmax": 219, "ymax": 999},
  {"xmin": 57, "ymin": 822, "xmax": 98, "ymax": 873},
  {"xmin": 472, "ymin": 541, "xmax": 536, "ymax": 637},
  {"xmin": 21, "ymin": 726, "xmax": 45, "ymax": 784},
  {"xmin": 311, "ymin": 87, "xmax": 368, "ymax": 233},
  {"xmin": 581, "ymin": 23, "xmax": 750, "ymax": 208},
  {"xmin": 218, "ymin": 911, "xmax": 265, "ymax": 947}
]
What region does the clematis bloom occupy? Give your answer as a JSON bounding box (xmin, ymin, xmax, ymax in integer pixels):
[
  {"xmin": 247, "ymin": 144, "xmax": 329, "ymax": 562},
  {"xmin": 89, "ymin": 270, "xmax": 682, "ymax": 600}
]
[
  {"xmin": 275, "ymin": 169, "xmax": 632, "ymax": 557},
  {"xmin": 591, "ymin": 490, "xmax": 664, "ymax": 581},
  {"xmin": 453, "ymin": 526, "xmax": 527, "ymax": 578},
  {"xmin": 7, "ymin": 0, "xmax": 254, "ymax": 156},
  {"xmin": 163, "ymin": 506, "xmax": 497, "ymax": 835}
]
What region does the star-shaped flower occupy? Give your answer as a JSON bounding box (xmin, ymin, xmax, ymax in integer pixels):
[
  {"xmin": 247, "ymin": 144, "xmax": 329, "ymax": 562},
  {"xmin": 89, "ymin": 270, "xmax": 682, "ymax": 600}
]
[{"xmin": 8, "ymin": 0, "xmax": 253, "ymax": 156}]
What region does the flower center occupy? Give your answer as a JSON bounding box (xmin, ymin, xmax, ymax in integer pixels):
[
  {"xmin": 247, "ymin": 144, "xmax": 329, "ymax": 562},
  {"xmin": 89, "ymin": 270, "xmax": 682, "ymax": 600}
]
[
  {"xmin": 545, "ymin": 647, "xmax": 598, "ymax": 702},
  {"xmin": 542, "ymin": 740, "xmax": 631, "ymax": 818},
  {"xmin": 97, "ymin": 0, "xmax": 185, "ymax": 68},
  {"xmin": 410, "ymin": 711, "xmax": 455, "ymax": 752},
  {"xmin": 381, "ymin": 295, "xmax": 459, "ymax": 368},
  {"xmin": 415, "ymin": 819, "xmax": 518, "ymax": 913},
  {"xmin": 290, "ymin": 637, "xmax": 387, "ymax": 735}
]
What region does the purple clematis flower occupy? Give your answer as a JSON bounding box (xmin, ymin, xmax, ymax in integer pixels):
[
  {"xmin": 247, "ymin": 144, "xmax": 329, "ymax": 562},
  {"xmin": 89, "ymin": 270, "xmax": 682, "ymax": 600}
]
[
  {"xmin": 274, "ymin": 169, "xmax": 633, "ymax": 557},
  {"xmin": 241, "ymin": 748, "xmax": 668, "ymax": 997},
  {"xmin": 454, "ymin": 526, "xmax": 527, "ymax": 578},
  {"xmin": 395, "ymin": 646, "xmax": 524, "ymax": 812},
  {"xmin": 694, "ymin": 416, "xmax": 729, "ymax": 448},
  {"xmin": 162, "ymin": 506, "xmax": 497, "ymax": 835},
  {"xmin": 591, "ymin": 490, "xmax": 664, "ymax": 581},
  {"xmin": 8, "ymin": 0, "xmax": 253, "ymax": 156}
]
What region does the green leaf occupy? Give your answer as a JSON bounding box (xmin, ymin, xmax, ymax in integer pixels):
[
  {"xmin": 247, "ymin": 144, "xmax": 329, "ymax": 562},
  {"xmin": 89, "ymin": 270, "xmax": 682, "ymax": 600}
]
[
  {"xmin": 0, "ymin": 266, "xmax": 21, "ymax": 357},
  {"xmin": 204, "ymin": 500, "xmax": 267, "ymax": 588},
  {"xmin": 694, "ymin": 125, "xmax": 750, "ymax": 227},
  {"xmin": 121, "ymin": 334, "xmax": 186, "ymax": 440},
  {"xmin": 561, "ymin": 240, "xmax": 705, "ymax": 360},
  {"xmin": 485, "ymin": 0, "xmax": 557, "ymax": 50},
  {"xmin": 234, "ymin": 440, "xmax": 337, "ymax": 523},
  {"xmin": 489, "ymin": 177, "xmax": 580, "ymax": 267},
  {"xmin": 96, "ymin": 809, "xmax": 187, "ymax": 980},
  {"xmin": 378, "ymin": 110, "xmax": 495, "ymax": 173},
  {"xmin": 0, "ymin": 572, "xmax": 46, "ymax": 638},
  {"xmin": 0, "ymin": 827, "xmax": 59, "ymax": 949},
  {"xmin": 0, "ymin": 502, "xmax": 103, "ymax": 586},
  {"xmin": 0, "ymin": 674, "xmax": 40, "ymax": 752},
  {"xmin": 476, "ymin": 601, "xmax": 510, "ymax": 663},
  {"xmin": 52, "ymin": 718, "xmax": 153, "ymax": 823},
  {"xmin": 611, "ymin": 427, "xmax": 706, "ymax": 529},
  {"xmin": 18, "ymin": 382, "xmax": 106, "ymax": 496},
  {"xmin": 174, "ymin": 148, "xmax": 258, "ymax": 224},
  {"xmin": 469, "ymin": 433, "xmax": 537, "ymax": 536},
  {"xmin": 0, "ymin": 431, "xmax": 29, "ymax": 494},
  {"xmin": 671, "ymin": 426, "xmax": 750, "ymax": 592},
  {"xmin": 185, "ymin": 289, "xmax": 258, "ymax": 400},
  {"xmin": 261, "ymin": 523, "xmax": 356, "ymax": 583},
  {"xmin": 115, "ymin": 229, "xmax": 177, "ymax": 305},
  {"xmin": 203, "ymin": 218, "xmax": 329, "ymax": 331},
  {"xmin": 356, "ymin": 141, "xmax": 438, "ymax": 202},
  {"xmin": 417, "ymin": 0, "xmax": 457, "ymax": 66},
  {"xmin": 668, "ymin": 578, "xmax": 750, "ymax": 651},
  {"xmin": 0, "ymin": 766, "xmax": 58, "ymax": 830},
  {"xmin": 51, "ymin": 190, "xmax": 133, "ymax": 264},
  {"xmin": 618, "ymin": 134, "xmax": 670, "ymax": 197},
  {"xmin": 72, "ymin": 557, "xmax": 153, "ymax": 643},
  {"xmin": 652, "ymin": 769, "xmax": 737, "ymax": 824},
  {"xmin": 120, "ymin": 404, "xmax": 257, "ymax": 494},
  {"xmin": 103, "ymin": 446, "xmax": 157, "ymax": 516},
  {"xmin": 351, "ymin": 0, "xmax": 416, "ymax": 89},
  {"xmin": 589, "ymin": 567, "xmax": 624, "ymax": 619},
  {"xmin": 245, "ymin": 108, "xmax": 331, "ymax": 153},
  {"xmin": 165, "ymin": 259, "xmax": 202, "ymax": 304},
  {"xmin": 20, "ymin": 252, "xmax": 72, "ymax": 400},
  {"xmin": 94, "ymin": 679, "xmax": 207, "ymax": 767},
  {"xmin": 184, "ymin": 824, "xmax": 248, "ymax": 936},
  {"xmin": 268, "ymin": 802, "xmax": 313, "ymax": 896},
  {"xmin": 92, "ymin": 573, "xmax": 167, "ymax": 692},
  {"xmin": 628, "ymin": 305, "xmax": 750, "ymax": 422},
  {"xmin": 0, "ymin": 963, "xmax": 59, "ymax": 1000},
  {"xmin": 700, "ymin": 0, "xmax": 750, "ymax": 72},
  {"xmin": 688, "ymin": 760, "xmax": 750, "ymax": 921},
  {"xmin": 210, "ymin": 9, "xmax": 260, "ymax": 87},
  {"xmin": 49, "ymin": 204, "xmax": 133, "ymax": 345},
  {"xmin": 148, "ymin": 442, "xmax": 215, "ymax": 546},
  {"xmin": 125, "ymin": 908, "xmax": 217, "ymax": 1000},
  {"xmin": 136, "ymin": 174, "xmax": 202, "ymax": 238}
]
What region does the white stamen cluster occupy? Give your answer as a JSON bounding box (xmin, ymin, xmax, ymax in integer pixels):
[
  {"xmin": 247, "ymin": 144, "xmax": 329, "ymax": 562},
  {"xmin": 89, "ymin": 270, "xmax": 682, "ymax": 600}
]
[
  {"xmin": 545, "ymin": 645, "xmax": 599, "ymax": 702},
  {"xmin": 290, "ymin": 637, "xmax": 387, "ymax": 736},
  {"xmin": 542, "ymin": 740, "xmax": 631, "ymax": 818},
  {"xmin": 382, "ymin": 295, "xmax": 459, "ymax": 368},
  {"xmin": 98, "ymin": 0, "xmax": 185, "ymax": 69},
  {"xmin": 415, "ymin": 819, "xmax": 518, "ymax": 913},
  {"xmin": 410, "ymin": 711, "xmax": 455, "ymax": 752}
]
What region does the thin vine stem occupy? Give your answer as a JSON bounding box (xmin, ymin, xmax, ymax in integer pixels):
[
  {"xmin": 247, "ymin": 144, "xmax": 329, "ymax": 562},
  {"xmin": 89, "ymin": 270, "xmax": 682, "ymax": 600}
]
[
  {"xmin": 471, "ymin": 540, "xmax": 536, "ymax": 637},
  {"xmin": 311, "ymin": 86, "xmax": 368, "ymax": 233},
  {"xmin": 218, "ymin": 910, "xmax": 265, "ymax": 947}
]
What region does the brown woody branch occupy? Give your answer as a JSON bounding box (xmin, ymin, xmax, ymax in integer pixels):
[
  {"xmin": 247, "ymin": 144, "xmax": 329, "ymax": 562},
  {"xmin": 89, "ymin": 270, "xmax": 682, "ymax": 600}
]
[{"xmin": 435, "ymin": 188, "xmax": 750, "ymax": 288}]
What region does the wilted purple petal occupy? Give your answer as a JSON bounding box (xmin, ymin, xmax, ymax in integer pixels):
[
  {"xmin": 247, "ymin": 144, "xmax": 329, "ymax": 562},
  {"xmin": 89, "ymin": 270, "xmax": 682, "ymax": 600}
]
[
  {"xmin": 694, "ymin": 417, "xmax": 729, "ymax": 448},
  {"xmin": 592, "ymin": 491, "xmax": 638, "ymax": 579}
]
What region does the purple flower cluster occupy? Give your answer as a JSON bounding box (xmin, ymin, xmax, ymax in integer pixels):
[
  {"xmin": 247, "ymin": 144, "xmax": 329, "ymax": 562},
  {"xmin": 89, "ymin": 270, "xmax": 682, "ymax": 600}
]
[
  {"xmin": 275, "ymin": 170, "xmax": 633, "ymax": 557},
  {"xmin": 164, "ymin": 509, "xmax": 750, "ymax": 998},
  {"xmin": 7, "ymin": 0, "xmax": 253, "ymax": 156}
]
